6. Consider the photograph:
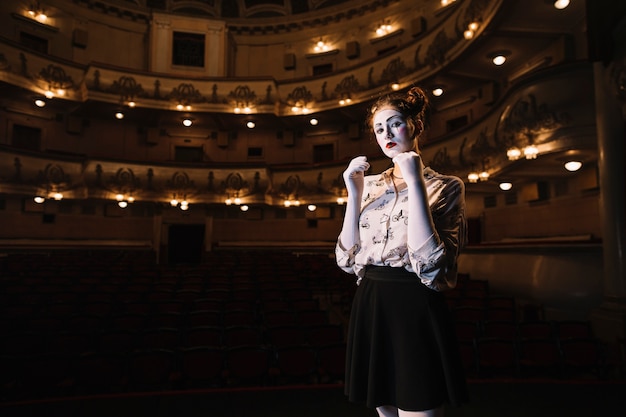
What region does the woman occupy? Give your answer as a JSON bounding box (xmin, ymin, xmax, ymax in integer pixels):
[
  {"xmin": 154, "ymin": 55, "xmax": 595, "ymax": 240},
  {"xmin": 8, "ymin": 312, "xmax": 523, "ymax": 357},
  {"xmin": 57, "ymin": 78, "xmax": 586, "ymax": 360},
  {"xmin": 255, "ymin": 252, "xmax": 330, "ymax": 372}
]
[{"xmin": 335, "ymin": 86, "xmax": 468, "ymax": 417}]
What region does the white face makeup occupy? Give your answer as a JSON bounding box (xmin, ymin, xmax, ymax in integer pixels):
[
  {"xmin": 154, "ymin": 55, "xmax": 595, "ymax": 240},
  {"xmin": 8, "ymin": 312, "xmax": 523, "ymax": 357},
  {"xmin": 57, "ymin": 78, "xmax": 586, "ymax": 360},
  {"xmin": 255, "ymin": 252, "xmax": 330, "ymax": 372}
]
[{"xmin": 373, "ymin": 109, "xmax": 415, "ymax": 158}]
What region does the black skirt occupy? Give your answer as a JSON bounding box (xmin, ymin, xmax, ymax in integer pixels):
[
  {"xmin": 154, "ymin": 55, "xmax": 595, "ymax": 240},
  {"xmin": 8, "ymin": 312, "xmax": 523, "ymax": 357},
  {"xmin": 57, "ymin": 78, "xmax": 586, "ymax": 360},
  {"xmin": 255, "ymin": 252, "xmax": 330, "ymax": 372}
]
[{"xmin": 344, "ymin": 265, "xmax": 469, "ymax": 411}]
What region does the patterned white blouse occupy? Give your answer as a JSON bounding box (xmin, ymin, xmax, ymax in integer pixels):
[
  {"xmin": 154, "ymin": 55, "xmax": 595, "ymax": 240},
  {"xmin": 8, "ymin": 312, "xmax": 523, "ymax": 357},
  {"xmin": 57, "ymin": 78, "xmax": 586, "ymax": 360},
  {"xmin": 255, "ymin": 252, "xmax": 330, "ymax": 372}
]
[{"xmin": 336, "ymin": 166, "xmax": 466, "ymax": 291}]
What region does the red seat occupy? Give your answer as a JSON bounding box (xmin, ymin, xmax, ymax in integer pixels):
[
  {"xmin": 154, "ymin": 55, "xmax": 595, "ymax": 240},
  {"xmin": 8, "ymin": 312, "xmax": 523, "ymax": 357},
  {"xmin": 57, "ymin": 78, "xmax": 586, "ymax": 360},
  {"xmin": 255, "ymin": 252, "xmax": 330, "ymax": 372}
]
[
  {"xmin": 274, "ymin": 346, "xmax": 318, "ymax": 384},
  {"xmin": 178, "ymin": 346, "xmax": 225, "ymax": 388}
]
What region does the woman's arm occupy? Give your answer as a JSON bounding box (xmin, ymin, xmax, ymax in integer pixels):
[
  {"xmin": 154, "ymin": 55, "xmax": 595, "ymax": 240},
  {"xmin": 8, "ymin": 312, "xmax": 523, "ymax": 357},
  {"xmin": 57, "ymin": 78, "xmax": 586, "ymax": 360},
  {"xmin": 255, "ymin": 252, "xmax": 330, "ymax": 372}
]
[
  {"xmin": 394, "ymin": 152, "xmax": 466, "ymax": 290},
  {"xmin": 337, "ymin": 156, "xmax": 369, "ymax": 267}
]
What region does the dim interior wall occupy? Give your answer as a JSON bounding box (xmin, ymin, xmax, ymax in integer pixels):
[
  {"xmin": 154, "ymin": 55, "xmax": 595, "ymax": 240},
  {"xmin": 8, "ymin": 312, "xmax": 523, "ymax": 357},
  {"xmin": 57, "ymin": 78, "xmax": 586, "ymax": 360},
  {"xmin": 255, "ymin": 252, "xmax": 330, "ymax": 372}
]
[
  {"xmin": 211, "ymin": 218, "xmax": 342, "ymax": 246},
  {"xmin": 0, "ymin": 210, "xmax": 154, "ymax": 242},
  {"xmin": 482, "ymin": 192, "xmax": 601, "ymax": 243},
  {"xmin": 458, "ymin": 245, "xmax": 604, "ymax": 321}
]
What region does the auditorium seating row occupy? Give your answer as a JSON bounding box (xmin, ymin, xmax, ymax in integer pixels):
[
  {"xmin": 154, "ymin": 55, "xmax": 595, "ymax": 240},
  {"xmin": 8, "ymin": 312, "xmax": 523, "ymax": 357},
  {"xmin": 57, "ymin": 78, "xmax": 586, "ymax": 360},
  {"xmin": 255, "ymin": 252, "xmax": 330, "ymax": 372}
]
[
  {"xmin": 1, "ymin": 343, "xmax": 348, "ymax": 401},
  {"xmin": 1, "ymin": 249, "xmax": 623, "ymax": 403}
]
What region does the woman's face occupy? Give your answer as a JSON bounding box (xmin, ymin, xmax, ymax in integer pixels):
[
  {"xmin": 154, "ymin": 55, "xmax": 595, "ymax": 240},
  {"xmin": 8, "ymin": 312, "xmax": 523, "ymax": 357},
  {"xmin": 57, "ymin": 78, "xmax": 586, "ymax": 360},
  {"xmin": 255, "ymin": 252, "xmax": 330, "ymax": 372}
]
[{"xmin": 373, "ymin": 109, "xmax": 415, "ymax": 158}]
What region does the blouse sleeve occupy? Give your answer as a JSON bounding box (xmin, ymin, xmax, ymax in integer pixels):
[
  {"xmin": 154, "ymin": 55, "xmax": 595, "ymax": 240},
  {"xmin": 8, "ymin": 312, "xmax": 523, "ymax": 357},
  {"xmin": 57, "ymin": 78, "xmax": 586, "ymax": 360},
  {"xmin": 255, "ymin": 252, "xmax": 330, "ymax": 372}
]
[
  {"xmin": 407, "ymin": 177, "xmax": 466, "ymax": 291},
  {"xmin": 335, "ymin": 238, "xmax": 360, "ymax": 274}
]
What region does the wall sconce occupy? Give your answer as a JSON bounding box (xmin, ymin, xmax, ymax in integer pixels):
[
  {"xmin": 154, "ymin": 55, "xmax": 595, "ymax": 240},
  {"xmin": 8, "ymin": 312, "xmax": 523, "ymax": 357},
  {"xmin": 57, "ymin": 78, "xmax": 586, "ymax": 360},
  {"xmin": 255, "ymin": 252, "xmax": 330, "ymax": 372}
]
[
  {"xmin": 464, "ymin": 22, "xmax": 480, "ymax": 39},
  {"xmin": 170, "ymin": 195, "xmax": 189, "ymax": 210},
  {"xmin": 115, "ymin": 193, "xmax": 134, "ymax": 208},
  {"xmin": 34, "ymin": 196, "xmax": 45, "ymax": 204},
  {"xmin": 115, "ymin": 111, "xmax": 124, "ymax": 120},
  {"xmin": 182, "ymin": 118, "xmax": 193, "ymax": 127},
  {"xmin": 506, "ymin": 147, "xmax": 522, "ymax": 160},
  {"xmin": 338, "ymin": 95, "xmax": 352, "ymax": 106},
  {"xmin": 507, "ymin": 145, "xmax": 539, "ymax": 160},
  {"xmin": 467, "ymin": 172, "xmax": 479, "ymax": 183},
  {"xmin": 307, "ymin": 204, "xmax": 317, "ymax": 212},
  {"xmin": 246, "ymin": 121, "xmax": 256, "ymax": 129},
  {"xmin": 432, "ymin": 86, "xmax": 444, "ymax": 97},
  {"xmin": 376, "ymin": 21, "xmax": 393, "ymax": 37},
  {"xmin": 523, "ymin": 144, "xmax": 539, "ymax": 159},
  {"xmin": 225, "ymin": 195, "xmax": 243, "ymax": 206},
  {"xmin": 314, "ymin": 39, "xmax": 330, "ymax": 53},
  {"xmin": 34, "ymin": 97, "xmax": 47, "ymax": 107},
  {"xmin": 27, "ymin": 2, "xmax": 48, "ymax": 24},
  {"xmin": 284, "ymin": 199, "xmax": 301, "ymax": 207},
  {"xmin": 234, "ymin": 106, "xmax": 250, "ymax": 114}
]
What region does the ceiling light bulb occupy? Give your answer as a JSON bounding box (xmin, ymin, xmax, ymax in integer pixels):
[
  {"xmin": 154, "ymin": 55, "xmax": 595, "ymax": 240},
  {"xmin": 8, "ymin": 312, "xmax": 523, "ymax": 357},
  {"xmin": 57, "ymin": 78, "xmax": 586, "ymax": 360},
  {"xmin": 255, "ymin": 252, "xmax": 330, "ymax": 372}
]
[
  {"xmin": 499, "ymin": 182, "xmax": 513, "ymax": 191},
  {"xmin": 467, "ymin": 172, "xmax": 479, "ymax": 183},
  {"xmin": 463, "ymin": 30, "xmax": 474, "ymax": 40},
  {"xmin": 176, "ymin": 104, "xmax": 184, "ymax": 111},
  {"xmin": 127, "ymin": 101, "xmax": 136, "ymax": 107},
  {"xmin": 337, "ymin": 197, "xmax": 345, "ymax": 205},
  {"xmin": 170, "ymin": 199, "xmax": 178, "ymax": 206},
  {"xmin": 492, "ymin": 55, "xmax": 506, "ymax": 66},
  {"xmin": 564, "ymin": 161, "xmax": 582, "ymax": 172},
  {"xmin": 180, "ymin": 204, "xmax": 189, "ymax": 211},
  {"xmin": 53, "ymin": 193, "xmax": 63, "ymax": 200},
  {"xmin": 554, "ymin": 0, "xmax": 570, "ymax": 9},
  {"xmin": 44, "ymin": 90, "xmax": 54, "ymax": 99},
  {"xmin": 115, "ymin": 194, "xmax": 124, "ymax": 201}
]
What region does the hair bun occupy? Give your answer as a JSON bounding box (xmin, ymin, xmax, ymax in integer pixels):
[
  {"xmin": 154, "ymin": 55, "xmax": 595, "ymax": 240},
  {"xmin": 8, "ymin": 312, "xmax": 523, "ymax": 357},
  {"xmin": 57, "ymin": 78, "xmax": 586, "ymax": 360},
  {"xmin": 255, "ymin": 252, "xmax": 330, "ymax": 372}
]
[{"xmin": 406, "ymin": 87, "xmax": 427, "ymax": 114}]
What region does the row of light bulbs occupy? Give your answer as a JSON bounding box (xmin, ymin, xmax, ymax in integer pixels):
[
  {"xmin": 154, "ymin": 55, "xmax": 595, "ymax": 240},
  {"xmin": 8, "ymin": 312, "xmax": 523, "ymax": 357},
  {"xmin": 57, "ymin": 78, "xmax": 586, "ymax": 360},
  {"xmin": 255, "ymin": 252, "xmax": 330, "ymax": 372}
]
[{"xmin": 467, "ymin": 159, "xmax": 583, "ymax": 189}]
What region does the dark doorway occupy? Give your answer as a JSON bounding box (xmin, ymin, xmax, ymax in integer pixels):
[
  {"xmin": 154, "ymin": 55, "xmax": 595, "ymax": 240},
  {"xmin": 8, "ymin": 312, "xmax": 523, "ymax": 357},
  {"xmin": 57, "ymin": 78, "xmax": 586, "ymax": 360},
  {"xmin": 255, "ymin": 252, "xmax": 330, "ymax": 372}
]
[{"xmin": 168, "ymin": 224, "xmax": 205, "ymax": 264}]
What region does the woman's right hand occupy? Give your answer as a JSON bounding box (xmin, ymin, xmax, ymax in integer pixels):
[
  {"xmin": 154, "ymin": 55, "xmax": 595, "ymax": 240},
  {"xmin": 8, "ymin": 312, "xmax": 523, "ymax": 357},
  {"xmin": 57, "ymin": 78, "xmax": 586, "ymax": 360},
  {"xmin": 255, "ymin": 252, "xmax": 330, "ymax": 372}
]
[{"xmin": 343, "ymin": 156, "xmax": 369, "ymax": 195}]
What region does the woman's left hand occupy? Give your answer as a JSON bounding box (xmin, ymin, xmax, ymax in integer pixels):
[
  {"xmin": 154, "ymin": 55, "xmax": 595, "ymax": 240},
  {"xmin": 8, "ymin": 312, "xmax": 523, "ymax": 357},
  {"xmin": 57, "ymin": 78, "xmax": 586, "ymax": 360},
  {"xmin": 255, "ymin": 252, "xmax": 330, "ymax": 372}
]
[{"xmin": 392, "ymin": 151, "xmax": 424, "ymax": 184}]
